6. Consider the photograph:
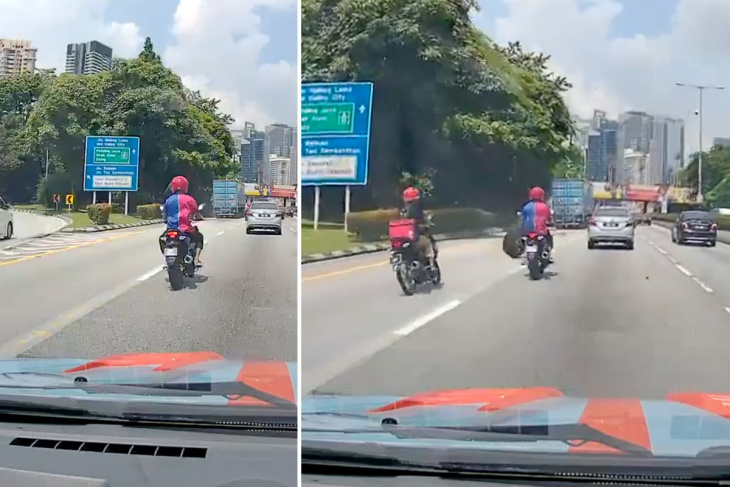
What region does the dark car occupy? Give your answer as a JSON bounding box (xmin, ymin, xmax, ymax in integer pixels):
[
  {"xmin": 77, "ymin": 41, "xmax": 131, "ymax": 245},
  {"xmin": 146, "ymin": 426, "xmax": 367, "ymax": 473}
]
[{"xmin": 672, "ymin": 210, "xmax": 717, "ymax": 246}]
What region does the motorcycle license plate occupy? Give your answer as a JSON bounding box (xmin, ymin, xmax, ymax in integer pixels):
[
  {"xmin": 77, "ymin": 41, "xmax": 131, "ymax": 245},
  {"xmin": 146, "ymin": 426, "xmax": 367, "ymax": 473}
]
[
  {"xmin": 525, "ymin": 245, "xmax": 537, "ymax": 252},
  {"xmin": 164, "ymin": 248, "xmax": 178, "ymax": 256}
]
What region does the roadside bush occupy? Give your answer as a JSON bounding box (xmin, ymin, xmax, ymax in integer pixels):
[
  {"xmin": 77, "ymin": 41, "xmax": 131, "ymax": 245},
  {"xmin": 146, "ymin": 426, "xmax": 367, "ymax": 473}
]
[
  {"xmin": 346, "ymin": 208, "xmax": 511, "ymax": 242},
  {"xmin": 36, "ymin": 173, "xmax": 73, "ymax": 209},
  {"xmin": 86, "ymin": 203, "xmax": 112, "ymax": 225},
  {"xmin": 137, "ymin": 204, "xmax": 162, "ymax": 220}
]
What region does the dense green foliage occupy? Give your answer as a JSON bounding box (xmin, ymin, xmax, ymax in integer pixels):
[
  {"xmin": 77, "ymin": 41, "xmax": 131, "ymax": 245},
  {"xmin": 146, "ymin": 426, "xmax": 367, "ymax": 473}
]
[
  {"xmin": 0, "ymin": 38, "xmax": 236, "ymax": 207},
  {"xmin": 301, "ymin": 0, "xmax": 577, "ymax": 216},
  {"xmin": 679, "ymin": 145, "xmax": 730, "ymax": 207}
]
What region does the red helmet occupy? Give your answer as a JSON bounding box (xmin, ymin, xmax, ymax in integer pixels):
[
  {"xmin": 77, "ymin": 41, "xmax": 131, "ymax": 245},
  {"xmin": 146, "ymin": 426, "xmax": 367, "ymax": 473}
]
[
  {"xmin": 171, "ymin": 176, "xmax": 189, "ymax": 194},
  {"xmin": 403, "ymin": 186, "xmax": 420, "ymax": 202},
  {"xmin": 529, "ymin": 186, "xmax": 545, "ymax": 201}
]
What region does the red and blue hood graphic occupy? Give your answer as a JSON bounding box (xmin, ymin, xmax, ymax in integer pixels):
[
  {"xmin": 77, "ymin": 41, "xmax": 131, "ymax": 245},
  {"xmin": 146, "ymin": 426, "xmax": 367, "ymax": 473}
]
[
  {"xmin": 0, "ymin": 352, "xmax": 297, "ymax": 408},
  {"xmin": 302, "ymin": 387, "xmax": 730, "ymax": 456}
]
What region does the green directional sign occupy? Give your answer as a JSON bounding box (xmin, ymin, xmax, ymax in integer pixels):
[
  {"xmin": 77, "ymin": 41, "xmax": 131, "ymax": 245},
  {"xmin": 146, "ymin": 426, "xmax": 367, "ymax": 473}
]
[
  {"xmin": 93, "ymin": 147, "xmax": 131, "ymax": 164},
  {"xmin": 302, "ymin": 103, "xmax": 355, "ymax": 134}
]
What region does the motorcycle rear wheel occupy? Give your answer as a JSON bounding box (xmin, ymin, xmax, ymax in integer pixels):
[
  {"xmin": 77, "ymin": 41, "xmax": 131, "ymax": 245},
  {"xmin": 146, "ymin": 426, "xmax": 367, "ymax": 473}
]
[
  {"xmin": 396, "ymin": 263, "xmax": 416, "ymax": 296},
  {"xmin": 168, "ymin": 264, "xmax": 184, "ymax": 290},
  {"xmin": 527, "ymin": 256, "xmax": 542, "ymax": 280}
]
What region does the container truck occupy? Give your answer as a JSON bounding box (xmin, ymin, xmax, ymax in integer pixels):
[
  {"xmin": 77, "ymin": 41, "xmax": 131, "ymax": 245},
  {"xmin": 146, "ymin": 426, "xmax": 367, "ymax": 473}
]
[
  {"xmin": 550, "ymin": 178, "xmax": 593, "ymax": 229},
  {"xmin": 212, "ymin": 179, "xmax": 245, "ymax": 218}
]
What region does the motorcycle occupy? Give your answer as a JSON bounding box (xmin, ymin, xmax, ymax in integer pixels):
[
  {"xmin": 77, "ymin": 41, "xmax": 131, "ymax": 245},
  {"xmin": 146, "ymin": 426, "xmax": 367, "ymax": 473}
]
[
  {"xmin": 388, "ymin": 217, "xmax": 441, "ymax": 296},
  {"xmin": 159, "ymin": 203, "xmax": 205, "ymax": 291},
  {"xmin": 524, "ymin": 231, "xmax": 550, "ymax": 280}
]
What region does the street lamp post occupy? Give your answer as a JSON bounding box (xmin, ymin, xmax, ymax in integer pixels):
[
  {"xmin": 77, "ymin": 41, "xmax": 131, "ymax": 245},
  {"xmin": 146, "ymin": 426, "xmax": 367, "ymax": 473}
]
[{"xmin": 676, "ymin": 82, "xmax": 725, "ymax": 203}]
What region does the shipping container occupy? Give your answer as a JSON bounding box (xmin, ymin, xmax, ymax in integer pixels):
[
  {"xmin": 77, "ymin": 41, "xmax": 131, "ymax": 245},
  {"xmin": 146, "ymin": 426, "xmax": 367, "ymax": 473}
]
[
  {"xmin": 212, "ymin": 179, "xmax": 246, "ymax": 218},
  {"xmin": 550, "ymin": 178, "xmax": 593, "ymax": 229}
]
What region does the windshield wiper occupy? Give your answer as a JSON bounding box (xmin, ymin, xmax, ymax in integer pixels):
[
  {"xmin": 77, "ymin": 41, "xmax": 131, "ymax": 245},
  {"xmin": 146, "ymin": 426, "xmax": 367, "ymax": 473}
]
[
  {"xmin": 0, "ymin": 380, "xmax": 296, "ymax": 410},
  {"xmin": 303, "ymin": 423, "xmax": 652, "ymax": 457}
]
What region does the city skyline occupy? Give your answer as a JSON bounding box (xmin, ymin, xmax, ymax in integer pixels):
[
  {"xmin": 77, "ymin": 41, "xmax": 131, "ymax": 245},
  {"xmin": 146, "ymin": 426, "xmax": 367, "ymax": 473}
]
[{"xmin": 0, "ymin": 0, "xmax": 296, "ymax": 127}]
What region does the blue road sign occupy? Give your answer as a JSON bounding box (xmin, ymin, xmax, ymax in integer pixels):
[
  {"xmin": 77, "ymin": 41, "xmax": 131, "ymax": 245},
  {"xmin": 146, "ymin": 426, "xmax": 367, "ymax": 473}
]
[
  {"xmin": 301, "ymin": 82, "xmax": 373, "ymax": 186},
  {"xmin": 83, "ymin": 136, "xmax": 140, "ymax": 192}
]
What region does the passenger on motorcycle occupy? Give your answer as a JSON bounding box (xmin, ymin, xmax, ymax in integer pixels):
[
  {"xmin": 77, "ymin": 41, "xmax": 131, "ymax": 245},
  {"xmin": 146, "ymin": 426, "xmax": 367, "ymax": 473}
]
[
  {"xmin": 161, "ymin": 176, "xmax": 204, "ymax": 267},
  {"xmin": 520, "ymin": 186, "xmax": 553, "ymax": 263},
  {"xmin": 401, "ymin": 186, "xmax": 438, "ymax": 265}
]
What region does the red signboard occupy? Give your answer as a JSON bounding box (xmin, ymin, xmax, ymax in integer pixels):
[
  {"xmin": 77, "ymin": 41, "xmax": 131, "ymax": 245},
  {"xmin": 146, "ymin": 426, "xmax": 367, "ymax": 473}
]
[{"xmin": 270, "ymin": 185, "xmax": 297, "ymax": 198}]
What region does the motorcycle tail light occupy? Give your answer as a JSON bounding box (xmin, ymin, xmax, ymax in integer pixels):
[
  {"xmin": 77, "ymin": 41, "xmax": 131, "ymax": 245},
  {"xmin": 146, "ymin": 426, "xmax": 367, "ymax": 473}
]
[
  {"xmin": 527, "ymin": 232, "xmax": 538, "ymax": 238},
  {"xmin": 167, "ymin": 230, "xmax": 179, "ymax": 238},
  {"xmin": 392, "ymin": 240, "xmax": 402, "ymax": 248}
]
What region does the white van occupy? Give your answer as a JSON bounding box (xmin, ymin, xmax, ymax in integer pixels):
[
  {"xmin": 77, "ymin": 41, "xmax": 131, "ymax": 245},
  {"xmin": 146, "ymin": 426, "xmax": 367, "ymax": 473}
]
[{"xmin": 0, "ymin": 196, "xmax": 13, "ymax": 239}]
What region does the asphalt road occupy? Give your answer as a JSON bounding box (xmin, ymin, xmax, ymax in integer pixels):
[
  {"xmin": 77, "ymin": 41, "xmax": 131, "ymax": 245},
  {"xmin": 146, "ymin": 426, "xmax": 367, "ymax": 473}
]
[
  {"xmin": 303, "ymin": 225, "xmax": 730, "ymax": 398},
  {"xmin": 0, "ymin": 216, "xmax": 297, "ymax": 361},
  {"xmin": 0, "ymin": 211, "xmax": 66, "ymax": 250}
]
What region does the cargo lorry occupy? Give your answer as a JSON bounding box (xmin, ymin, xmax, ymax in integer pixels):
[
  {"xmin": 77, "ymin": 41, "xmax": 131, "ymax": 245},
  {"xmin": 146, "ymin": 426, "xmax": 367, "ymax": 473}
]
[
  {"xmin": 550, "ymin": 179, "xmax": 593, "ymax": 229},
  {"xmin": 212, "ymin": 179, "xmax": 245, "ymax": 218}
]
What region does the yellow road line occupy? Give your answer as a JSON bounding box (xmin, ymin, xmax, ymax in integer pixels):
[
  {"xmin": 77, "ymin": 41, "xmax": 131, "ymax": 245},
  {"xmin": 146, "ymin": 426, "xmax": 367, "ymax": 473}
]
[
  {"xmin": 302, "ymin": 240, "xmax": 486, "ymax": 282},
  {"xmin": 0, "ymin": 230, "xmax": 145, "ymax": 268},
  {"xmin": 303, "ymin": 260, "xmax": 388, "ymax": 282}
]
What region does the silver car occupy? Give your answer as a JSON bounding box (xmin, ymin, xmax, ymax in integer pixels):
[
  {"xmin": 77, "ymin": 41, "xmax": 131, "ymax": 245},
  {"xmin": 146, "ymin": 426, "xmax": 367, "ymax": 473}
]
[
  {"xmin": 587, "ymin": 206, "xmax": 635, "ymax": 250},
  {"xmin": 246, "ymin": 201, "xmax": 283, "ymax": 235}
]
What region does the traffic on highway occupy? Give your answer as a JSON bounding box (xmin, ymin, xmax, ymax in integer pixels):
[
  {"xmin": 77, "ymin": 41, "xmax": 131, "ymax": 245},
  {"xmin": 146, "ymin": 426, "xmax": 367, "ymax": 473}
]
[
  {"xmin": 1, "ymin": 208, "xmax": 298, "ymax": 360},
  {"xmin": 299, "ymin": 0, "xmax": 730, "ymax": 481},
  {"xmin": 0, "ymin": 4, "xmax": 298, "ymax": 484}
]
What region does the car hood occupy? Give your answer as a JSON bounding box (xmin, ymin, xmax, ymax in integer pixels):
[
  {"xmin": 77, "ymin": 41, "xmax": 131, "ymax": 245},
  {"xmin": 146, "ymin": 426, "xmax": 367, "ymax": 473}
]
[
  {"xmin": 0, "ymin": 352, "xmax": 296, "ymax": 407},
  {"xmin": 303, "ymin": 387, "xmax": 730, "ymax": 456}
]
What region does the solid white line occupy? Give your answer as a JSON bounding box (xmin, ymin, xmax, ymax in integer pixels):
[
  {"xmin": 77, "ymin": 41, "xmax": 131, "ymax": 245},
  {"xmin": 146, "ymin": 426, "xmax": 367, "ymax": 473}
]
[
  {"xmin": 692, "ymin": 277, "xmax": 714, "ymax": 293},
  {"xmin": 289, "ymin": 227, "xmax": 296, "ymax": 233},
  {"xmin": 675, "ymin": 264, "xmax": 692, "ymax": 276},
  {"xmin": 217, "ymin": 231, "xmax": 224, "ymax": 236},
  {"xmin": 393, "ymin": 299, "xmax": 462, "ymax": 336},
  {"xmin": 137, "ymin": 266, "xmax": 163, "ymax": 282}
]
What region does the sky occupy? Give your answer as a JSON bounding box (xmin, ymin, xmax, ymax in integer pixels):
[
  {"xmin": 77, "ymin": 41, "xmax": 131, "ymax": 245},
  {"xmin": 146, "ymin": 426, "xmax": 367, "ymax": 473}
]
[
  {"xmin": 0, "ymin": 0, "xmax": 297, "ymax": 128},
  {"xmin": 474, "ymin": 0, "xmax": 730, "ymax": 154}
]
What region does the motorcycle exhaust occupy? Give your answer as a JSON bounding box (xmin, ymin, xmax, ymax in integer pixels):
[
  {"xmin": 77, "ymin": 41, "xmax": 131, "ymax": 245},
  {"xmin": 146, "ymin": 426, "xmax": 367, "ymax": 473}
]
[
  {"xmin": 410, "ymin": 261, "xmax": 420, "ymax": 270},
  {"xmin": 541, "ymin": 250, "xmax": 550, "ymax": 260},
  {"xmin": 183, "ymin": 254, "xmax": 194, "ymax": 264}
]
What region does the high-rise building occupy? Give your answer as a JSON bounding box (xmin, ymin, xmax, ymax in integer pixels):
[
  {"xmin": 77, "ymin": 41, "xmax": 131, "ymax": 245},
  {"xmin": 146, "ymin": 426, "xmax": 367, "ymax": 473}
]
[
  {"xmin": 0, "ymin": 39, "xmax": 37, "ymax": 79},
  {"xmin": 266, "ymin": 123, "xmax": 295, "ymax": 157},
  {"xmin": 65, "ymin": 41, "xmax": 113, "ymax": 75},
  {"xmin": 713, "ymin": 137, "xmax": 730, "ymax": 148},
  {"xmin": 586, "ymin": 118, "xmax": 618, "ymax": 182},
  {"xmin": 269, "ymin": 156, "xmax": 291, "ymax": 185},
  {"xmin": 289, "ymin": 126, "xmax": 298, "ymax": 185},
  {"xmin": 240, "ymin": 129, "xmax": 269, "ymax": 183}
]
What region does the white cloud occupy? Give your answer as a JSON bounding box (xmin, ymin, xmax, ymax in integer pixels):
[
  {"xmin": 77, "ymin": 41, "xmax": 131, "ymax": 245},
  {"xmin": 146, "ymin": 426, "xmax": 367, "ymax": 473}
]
[
  {"xmin": 0, "ymin": 0, "xmax": 143, "ymax": 70},
  {"xmin": 163, "ymin": 0, "xmax": 297, "ymax": 128},
  {"xmin": 478, "ymin": 0, "xmax": 730, "ymax": 153}
]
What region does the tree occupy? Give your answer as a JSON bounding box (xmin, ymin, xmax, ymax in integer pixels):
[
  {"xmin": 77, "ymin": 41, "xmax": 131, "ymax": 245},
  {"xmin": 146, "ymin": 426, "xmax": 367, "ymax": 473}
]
[
  {"xmin": 680, "ymin": 145, "xmax": 730, "ymax": 206},
  {"xmin": 0, "ymin": 39, "xmax": 237, "ymax": 205},
  {"xmin": 302, "ymin": 0, "xmax": 575, "ymax": 213}
]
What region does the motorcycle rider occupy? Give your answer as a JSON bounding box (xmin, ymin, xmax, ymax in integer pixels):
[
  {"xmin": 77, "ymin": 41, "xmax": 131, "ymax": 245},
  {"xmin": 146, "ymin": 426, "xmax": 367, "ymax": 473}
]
[
  {"xmin": 401, "ymin": 186, "xmax": 438, "ymax": 265},
  {"xmin": 520, "ymin": 186, "xmax": 553, "ymax": 263},
  {"xmin": 160, "ymin": 176, "xmax": 204, "ymax": 267}
]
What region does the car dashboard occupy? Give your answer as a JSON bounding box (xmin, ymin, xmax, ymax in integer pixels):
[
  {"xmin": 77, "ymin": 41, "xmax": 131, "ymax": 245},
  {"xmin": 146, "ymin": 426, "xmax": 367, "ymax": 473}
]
[{"xmin": 0, "ymin": 420, "xmax": 296, "ymax": 486}]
